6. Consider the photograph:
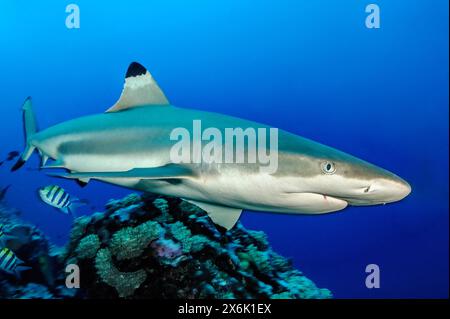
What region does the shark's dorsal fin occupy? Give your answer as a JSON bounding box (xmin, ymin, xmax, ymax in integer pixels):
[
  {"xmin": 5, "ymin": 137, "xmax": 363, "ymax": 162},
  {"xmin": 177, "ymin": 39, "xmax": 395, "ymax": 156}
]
[
  {"xmin": 106, "ymin": 62, "xmax": 169, "ymax": 113},
  {"xmin": 183, "ymin": 199, "xmax": 242, "ymax": 230}
]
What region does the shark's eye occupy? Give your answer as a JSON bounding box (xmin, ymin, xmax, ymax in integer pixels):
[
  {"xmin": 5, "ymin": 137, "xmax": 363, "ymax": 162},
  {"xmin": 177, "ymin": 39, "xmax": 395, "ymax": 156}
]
[{"xmin": 321, "ymin": 161, "xmax": 336, "ymax": 174}]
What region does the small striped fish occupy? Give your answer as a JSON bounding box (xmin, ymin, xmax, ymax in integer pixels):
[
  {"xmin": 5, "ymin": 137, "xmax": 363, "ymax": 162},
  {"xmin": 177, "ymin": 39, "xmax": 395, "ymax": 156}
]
[
  {"xmin": 0, "ymin": 224, "xmax": 5, "ymax": 243},
  {"xmin": 38, "ymin": 185, "xmax": 86, "ymax": 216},
  {"xmin": 0, "ymin": 247, "xmax": 29, "ymax": 277}
]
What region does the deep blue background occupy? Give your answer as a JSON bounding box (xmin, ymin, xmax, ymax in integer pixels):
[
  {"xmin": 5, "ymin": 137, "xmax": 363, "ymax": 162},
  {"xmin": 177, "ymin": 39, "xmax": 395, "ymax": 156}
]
[{"xmin": 0, "ymin": 0, "xmax": 448, "ymax": 298}]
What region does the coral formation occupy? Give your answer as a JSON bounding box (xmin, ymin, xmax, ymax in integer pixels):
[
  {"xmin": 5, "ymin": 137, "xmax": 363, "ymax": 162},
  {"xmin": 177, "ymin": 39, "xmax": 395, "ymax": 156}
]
[
  {"xmin": 1, "ymin": 192, "xmax": 332, "ymax": 299},
  {"xmin": 110, "ymin": 220, "xmax": 163, "ymax": 260},
  {"xmin": 75, "ymin": 234, "xmax": 100, "ymax": 259},
  {"xmin": 0, "ymin": 202, "xmax": 63, "ymax": 298},
  {"xmin": 63, "ymin": 193, "xmax": 332, "ymax": 299},
  {"xmin": 95, "ymin": 248, "xmax": 147, "ymax": 297}
]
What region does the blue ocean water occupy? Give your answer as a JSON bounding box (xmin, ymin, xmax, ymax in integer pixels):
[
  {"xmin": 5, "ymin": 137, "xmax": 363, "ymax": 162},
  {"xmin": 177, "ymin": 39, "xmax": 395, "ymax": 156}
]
[{"xmin": 0, "ymin": 0, "xmax": 448, "ymax": 298}]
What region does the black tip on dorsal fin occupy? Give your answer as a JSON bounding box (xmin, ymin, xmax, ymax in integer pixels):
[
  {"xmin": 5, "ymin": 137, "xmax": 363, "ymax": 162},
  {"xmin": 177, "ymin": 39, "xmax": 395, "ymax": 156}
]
[
  {"xmin": 126, "ymin": 62, "xmax": 147, "ymax": 78},
  {"xmin": 106, "ymin": 61, "xmax": 170, "ymax": 112}
]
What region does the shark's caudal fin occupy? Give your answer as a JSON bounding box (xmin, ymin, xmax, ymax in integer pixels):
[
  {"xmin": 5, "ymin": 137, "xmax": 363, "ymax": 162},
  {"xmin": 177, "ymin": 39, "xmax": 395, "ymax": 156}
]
[
  {"xmin": 11, "ymin": 97, "xmax": 38, "ymax": 171},
  {"xmin": 106, "ymin": 62, "xmax": 170, "ymax": 113}
]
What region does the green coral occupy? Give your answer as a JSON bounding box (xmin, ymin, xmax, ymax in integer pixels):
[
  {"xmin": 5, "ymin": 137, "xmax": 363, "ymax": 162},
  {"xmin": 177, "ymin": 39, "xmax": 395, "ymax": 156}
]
[
  {"xmin": 270, "ymin": 251, "xmax": 291, "ymax": 271},
  {"xmin": 153, "ymin": 198, "xmax": 169, "ymax": 214},
  {"xmin": 106, "ymin": 193, "xmax": 141, "ymax": 210},
  {"xmin": 168, "ymin": 221, "xmax": 216, "ymax": 253},
  {"xmin": 248, "ymin": 230, "xmax": 269, "ymax": 246},
  {"xmin": 153, "ymin": 198, "xmax": 175, "ymax": 223},
  {"xmin": 95, "ymin": 248, "xmax": 147, "ymax": 298},
  {"xmin": 75, "ymin": 234, "xmax": 100, "ymax": 259},
  {"xmin": 217, "ymin": 291, "xmax": 235, "ymax": 299},
  {"xmin": 271, "ymin": 291, "xmax": 294, "ymax": 299},
  {"xmin": 70, "ymin": 216, "xmax": 91, "ymax": 242},
  {"xmin": 168, "ymin": 221, "xmax": 192, "ymax": 253},
  {"xmin": 61, "ymin": 192, "xmax": 333, "ymax": 299},
  {"xmin": 190, "ymin": 235, "xmax": 216, "ymax": 253},
  {"xmin": 211, "ymin": 271, "xmax": 231, "ymax": 288},
  {"xmin": 110, "ymin": 220, "xmax": 163, "ymax": 260},
  {"xmin": 275, "ymin": 271, "xmax": 332, "ymax": 299},
  {"xmin": 256, "ymin": 280, "xmax": 273, "ymax": 296},
  {"xmin": 238, "ymin": 244, "xmax": 272, "ymax": 274},
  {"xmin": 204, "ymin": 259, "xmax": 219, "ymax": 276}
]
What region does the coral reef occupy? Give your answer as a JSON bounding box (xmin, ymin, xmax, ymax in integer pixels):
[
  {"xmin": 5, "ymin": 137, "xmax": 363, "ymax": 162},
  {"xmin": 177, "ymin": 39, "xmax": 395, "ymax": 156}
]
[
  {"xmin": 1, "ymin": 193, "xmax": 332, "ymax": 299},
  {"xmin": 95, "ymin": 248, "xmax": 147, "ymax": 297},
  {"xmin": 109, "ymin": 220, "xmax": 163, "ymax": 260},
  {"xmin": 63, "ymin": 193, "xmax": 332, "ymax": 299},
  {"xmin": 0, "ymin": 202, "xmax": 64, "ymax": 298},
  {"xmin": 75, "ymin": 234, "xmax": 100, "ymax": 259}
]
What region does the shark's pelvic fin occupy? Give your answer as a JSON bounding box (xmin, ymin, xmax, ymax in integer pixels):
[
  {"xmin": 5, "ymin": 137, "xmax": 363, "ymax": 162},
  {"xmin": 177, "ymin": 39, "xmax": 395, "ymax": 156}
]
[
  {"xmin": 76, "ymin": 178, "xmax": 89, "ymax": 187},
  {"xmin": 183, "ymin": 199, "xmax": 242, "ymax": 230},
  {"xmin": 40, "ymin": 153, "xmax": 49, "ymax": 167},
  {"xmin": 106, "ymin": 62, "xmax": 169, "ymax": 113},
  {"xmin": 11, "ymin": 97, "xmax": 37, "ymax": 171},
  {"xmin": 47, "ymin": 164, "xmax": 193, "ymax": 180}
]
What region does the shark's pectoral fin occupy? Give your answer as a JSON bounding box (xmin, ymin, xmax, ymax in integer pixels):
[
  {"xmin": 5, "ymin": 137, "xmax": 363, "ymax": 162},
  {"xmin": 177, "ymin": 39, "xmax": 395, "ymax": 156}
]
[
  {"xmin": 282, "ymin": 192, "xmax": 348, "ymax": 214},
  {"xmin": 183, "ymin": 199, "xmax": 242, "ymax": 230},
  {"xmin": 106, "ymin": 62, "xmax": 170, "ymax": 113},
  {"xmin": 47, "ymin": 164, "xmax": 193, "ymax": 180}
]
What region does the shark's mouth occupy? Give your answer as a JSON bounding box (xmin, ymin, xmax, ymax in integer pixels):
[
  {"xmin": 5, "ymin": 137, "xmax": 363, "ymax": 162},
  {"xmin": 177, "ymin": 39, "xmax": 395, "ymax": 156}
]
[{"xmin": 332, "ymin": 196, "xmax": 386, "ymax": 206}]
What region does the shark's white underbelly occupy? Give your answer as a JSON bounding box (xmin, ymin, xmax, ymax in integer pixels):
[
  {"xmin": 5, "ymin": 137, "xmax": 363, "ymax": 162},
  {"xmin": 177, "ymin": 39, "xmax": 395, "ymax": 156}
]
[{"xmin": 96, "ymin": 172, "xmax": 348, "ymax": 215}]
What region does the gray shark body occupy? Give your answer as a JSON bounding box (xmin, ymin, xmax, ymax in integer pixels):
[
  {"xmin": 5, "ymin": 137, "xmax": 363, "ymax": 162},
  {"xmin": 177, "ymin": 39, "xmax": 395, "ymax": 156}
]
[{"xmin": 13, "ymin": 62, "xmax": 411, "ymax": 229}]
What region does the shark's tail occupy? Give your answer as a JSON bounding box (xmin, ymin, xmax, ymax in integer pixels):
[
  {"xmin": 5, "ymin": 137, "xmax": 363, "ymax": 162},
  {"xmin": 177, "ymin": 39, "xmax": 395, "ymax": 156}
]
[{"xmin": 11, "ymin": 97, "xmax": 37, "ymax": 171}]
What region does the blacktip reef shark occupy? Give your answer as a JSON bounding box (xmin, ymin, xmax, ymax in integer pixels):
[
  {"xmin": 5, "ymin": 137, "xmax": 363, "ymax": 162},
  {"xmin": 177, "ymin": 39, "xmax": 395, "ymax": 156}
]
[{"xmin": 11, "ymin": 62, "xmax": 411, "ymax": 230}]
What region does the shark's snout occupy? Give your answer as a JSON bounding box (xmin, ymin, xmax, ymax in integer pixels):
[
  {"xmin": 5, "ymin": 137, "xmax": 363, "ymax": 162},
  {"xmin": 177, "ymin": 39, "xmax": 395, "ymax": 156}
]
[
  {"xmin": 369, "ymin": 176, "xmax": 411, "ymax": 203},
  {"xmin": 347, "ymin": 175, "xmax": 411, "ymax": 206}
]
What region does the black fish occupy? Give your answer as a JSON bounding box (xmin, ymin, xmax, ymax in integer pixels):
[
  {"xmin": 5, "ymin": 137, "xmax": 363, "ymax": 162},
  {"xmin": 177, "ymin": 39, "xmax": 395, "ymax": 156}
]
[
  {"xmin": 0, "ymin": 185, "xmax": 11, "ymax": 201},
  {"xmin": 6, "ymin": 151, "xmax": 19, "ymax": 161}
]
